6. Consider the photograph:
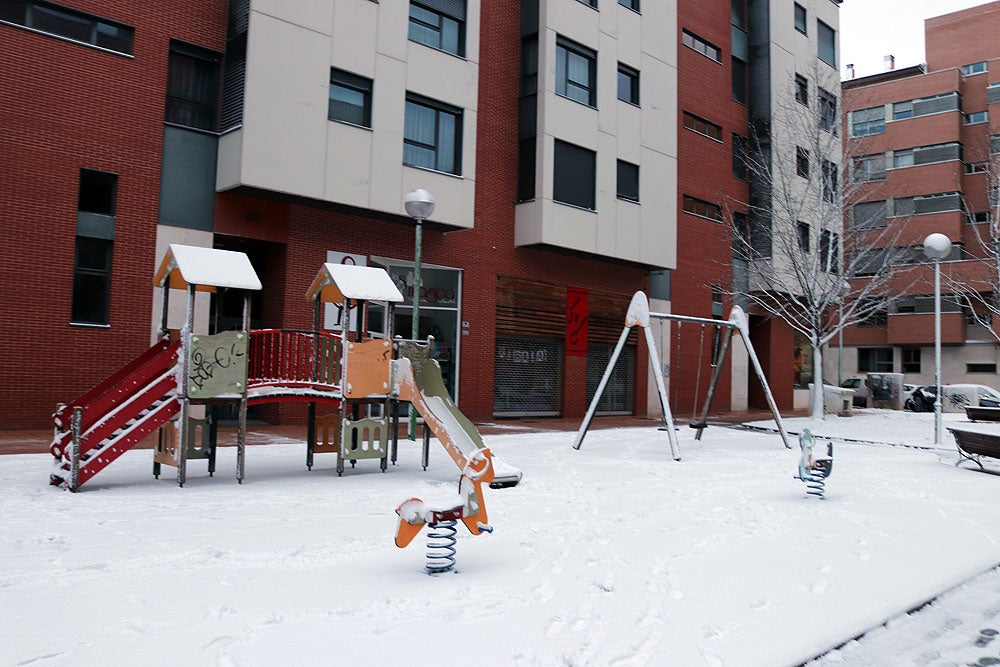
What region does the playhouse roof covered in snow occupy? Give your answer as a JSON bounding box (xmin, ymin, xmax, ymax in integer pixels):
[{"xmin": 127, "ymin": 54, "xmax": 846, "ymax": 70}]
[
  {"xmin": 153, "ymin": 244, "xmax": 262, "ymax": 292},
  {"xmin": 306, "ymin": 263, "xmax": 404, "ymax": 304}
]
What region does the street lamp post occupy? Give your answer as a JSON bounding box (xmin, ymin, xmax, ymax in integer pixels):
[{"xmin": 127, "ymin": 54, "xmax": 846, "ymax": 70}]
[
  {"xmin": 403, "ymin": 188, "xmax": 436, "ymax": 440},
  {"xmin": 923, "ymin": 233, "xmax": 952, "ymax": 446}
]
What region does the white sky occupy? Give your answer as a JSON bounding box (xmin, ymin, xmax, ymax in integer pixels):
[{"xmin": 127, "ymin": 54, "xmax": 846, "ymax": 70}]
[{"xmin": 840, "ymin": 0, "xmax": 998, "ymax": 79}]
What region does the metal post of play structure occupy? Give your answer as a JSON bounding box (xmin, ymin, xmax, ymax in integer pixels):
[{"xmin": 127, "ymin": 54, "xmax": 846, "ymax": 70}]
[
  {"xmin": 70, "ymin": 406, "xmax": 82, "ymax": 492},
  {"xmin": 236, "ymin": 292, "xmax": 251, "ymax": 483},
  {"xmin": 693, "ymin": 326, "xmax": 733, "ymax": 440},
  {"xmin": 178, "ymin": 283, "xmax": 196, "ymax": 487},
  {"xmin": 307, "ymin": 299, "xmax": 321, "ymax": 471}
]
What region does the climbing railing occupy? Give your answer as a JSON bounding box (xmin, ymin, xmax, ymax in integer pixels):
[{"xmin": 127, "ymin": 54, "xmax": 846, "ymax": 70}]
[{"xmin": 247, "ymin": 329, "xmax": 342, "ymax": 389}]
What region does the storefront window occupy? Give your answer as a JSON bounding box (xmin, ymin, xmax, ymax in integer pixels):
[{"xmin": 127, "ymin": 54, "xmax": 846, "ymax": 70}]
[{"xmin": 794, "ymin": 332, "xmax": 813, "ymax": 388}]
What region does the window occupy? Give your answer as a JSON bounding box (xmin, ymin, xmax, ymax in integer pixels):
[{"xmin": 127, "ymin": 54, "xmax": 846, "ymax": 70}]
[
  {"xmin": 853, "ymin": 201, "xmax": 887, "ymax": 230},
  {"xmin": 821, "ymin": 160, "xmax": 837, "ymax": 202},
  {"xmin": 732, "ymin": 0, "xmax": 747, "ymax": 29},
  {"xmin": 819, "ymin": 88, "xmax": 837, "ymax": 133},
  {"xmin": 520, "ymin": 36, "xmax": 538, "ymax": 95},
  {"xmin": 966, "ymin": 161, "xmax": 989, "ymax": 174},
  {"xmin": 852, "ymin": 106, "xmax": 884, "ymax": 137},
  {"xmin": 577, "ymin": 0, "xmax": 598, "ymax": 6},
  {"xmin": 964, "ymin": 111, "xmax": 988, "ymax": 125},
  {"xmin": 858, "ymin": 348, "xmax": 893, "ymax": 373},
  {"xmin": 683, "ymin": 112, "xmax": 722, "ymax": 141},
  {"xmin": 682, "ymin": 29, "xmax": 720, "ymax": 63},
  {"xmin": 732, "ymin": 58, "xmax": 747, "ymax": 104},
  {"xmin": 617, "ymin": 160, "xmax": 639, "ymax": 202},
  {"xmin": 408, "ymin": 0, "xmax": 466, "ymax": 57},
  {"xmin": 892, "ymin": 100, "xmax": 912, "ymax": 120},
  {"xmin": 72, "ymin": 169, "xmax": 117, "ymax": 325},
  {"xmin": 732, "ymin": 133, "xmax": 748, "ymax": 180},
  {"xmin": 556, "ymin": 37, "xmax": 597, "ymax": 107},
  {"xmin": 0, "ymin": 0, "xmax": 134, "ymax": 55},
  {"xmin": 893, "ymin": 149, "xmax": 913, "ymax": 168},
  {"xmin": 817, "ymin": 20, "xmax": 835, "ymax": 67},
  {"xmin": 164, "ymin": 41, "xmax": 221, "ymax": 131},
  {"xmin": 853, "ymin": 154, "xmax": 885, "ymax": 181},
  {"xmin": 795, "ymin": 74, "xmax": 808, "ymax": 106},
  {"xmin": 618, "ymin": 0, "xmax": 639, "ymax": 11},
  {"xmin": 517, "ymin": 138, "xmax": 536, "ymax": 202},
  {"xmin": 328, "ymin": 68, "xmax": 372, "ymax": 128},
  {"xmin": 797, "ymin": 221, "xmax": 810, "ymax": 252},
  {"xmin": 554, "ymin": 140, "xmax": 596, "ymax": 210},
  {"xmin": 902, "ymin": 349, "xmax": 921, "ymax": 374},
  {"xmin": 969, "ymin": 311, "xmax": 993, "ymax": 327},
  {"xmin": 794, "ymin": 3, "xmax": 807, "ymax": 34},
  {"xmin": 963, "ymin": 61, "xmax": 987, "ymax": 76},
  {"xmin": 683, "ymin": 196, "xmax": 723, "ymax": 222},
  {"xmin": 971, "ymin": 211, "xmax": 990, "ymax": 223},
  {"xmin": 820, "ymin": 230, "xmax": 839, "ymax": 273},
  {"xmin": 968, "ymin": 363, "xmax": 998, "ymax": 373},
  {"xmin": 617, "ymin": 63, "xmax": 639, "ymax": 105},
  {"xmin": 403, "ymin": 94, "xmax": 462, "ymax": 175},
  {"xmin": 796, "ymin": 146, "xmax": 809, "ymax": 178}
]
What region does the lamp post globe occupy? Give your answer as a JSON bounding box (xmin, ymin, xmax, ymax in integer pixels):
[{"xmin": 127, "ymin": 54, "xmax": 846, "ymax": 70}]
[
  {"xmin": 923, "ymin": 232, "xmax": 951, "ymax": 260},
  {"xmin": 404, "ymin": 189, "xmax": 436, "ymax": 220}
]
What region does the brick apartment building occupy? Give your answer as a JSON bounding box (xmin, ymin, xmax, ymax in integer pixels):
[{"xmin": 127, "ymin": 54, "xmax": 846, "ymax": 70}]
[
  {"xmin": 839, "ymin": 2, "xmax": 1000, "ymax": 389},
  {"xmin": 0, "ymin": 0, "xmax": 835, "ymax": 429}
]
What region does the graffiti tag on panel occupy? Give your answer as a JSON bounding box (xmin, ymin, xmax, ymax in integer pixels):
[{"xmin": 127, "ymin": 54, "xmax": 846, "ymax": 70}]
[{"xmin": 187, "ymin": 331, "xmax": 248, "ymax": 399}]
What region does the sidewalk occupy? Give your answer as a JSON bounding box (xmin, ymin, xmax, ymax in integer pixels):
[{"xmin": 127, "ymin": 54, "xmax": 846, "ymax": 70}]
[{"xmin": 3, "ymin": 409, "xmax": 804, "ymax": 456}]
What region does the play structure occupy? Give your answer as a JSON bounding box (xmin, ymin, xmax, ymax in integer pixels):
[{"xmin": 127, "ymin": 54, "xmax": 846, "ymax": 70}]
[
  {"xmin": 795, "ymin": 428, "xmax": 833, "ymax": 499},
  {"xmin": 573, "ymin": 291, "xmax": 791, "ymax": 457},
  {"xmin": 50, "ymin": 244, "xmax": 519, "ymax": 491},
  {"xmin": 394, "ymin": 447, "xmax": 495, "ymax": 574}
]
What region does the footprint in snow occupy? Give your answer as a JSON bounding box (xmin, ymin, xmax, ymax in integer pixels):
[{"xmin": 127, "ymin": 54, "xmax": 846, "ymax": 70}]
[{"xmin": 974, "ymin": 628, "xmax": 999, "ymax": 647}]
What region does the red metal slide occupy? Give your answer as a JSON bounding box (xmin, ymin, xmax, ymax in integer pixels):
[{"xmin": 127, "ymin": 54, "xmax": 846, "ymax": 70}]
[{"xmin": 50, "ymin": 339, "xmax": 181, "ymax": 489}]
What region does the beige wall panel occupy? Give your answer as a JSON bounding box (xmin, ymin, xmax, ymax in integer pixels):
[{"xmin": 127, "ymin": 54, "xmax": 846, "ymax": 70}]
[
  {"xmin": 325, "ymin": 123, "xmax": 375, "ymax": 208},
  {"xmin": 400, "ymin": 167, "xmax": 474, "ymax": 229},
  {"xmin": 594, "ymin": 131, "xmax": 618, "ymax": 253},
  {"xmin": 242, "ymin": 13, "xmax": 329, "ymax": 198},
  {"xmin": 375, "ymin": 0, "xmax": 410, "ymax": 63},
  {"xmin": 615, "ymin": 200, "xmax": 642, "ymax": 261},
  {"xmin": 331, "ymin": 0, "xmax": 379, "ymax": 77},
  {"xmin": 150, "ymin": 227, "xmax": 214, "ymax": 342},
  {"xmin": 216, "ymin": 129, "xmax": 244, "ymax": 191},
  {"xmin": 543, "ymin": 0, "xmax": 600, "ymax": 49},
  {"xmin": 406, "ymin": 46, "xmax": 479, "ymax": 112},
  {"xmin": 369, "ymin": 55, "xmax": 407, "ymax": 214},
  {"xmin": 640, "ymin": 59, "xmax": 677, "ymax": 156},
  {"xmin": 616, "ymin": 103, "xmax": 642, "ymax": 163},
  {"xmin": 638, "ymin": 149, "xmax": 676, "ymax": 267},
  {"xmin": 514, "ymin": 200, "xmax": 545, "ymax": 246},
  {"xmin": 252, "ymin": 0, "xmax": 333, "ymax": 35},
  {"xmin": 543, "ymin": 92, "xmax": 599, "ymax": 149},
  {"xmin": 615, "ymin": 7, "xmax": 642, "ymax": 69}
]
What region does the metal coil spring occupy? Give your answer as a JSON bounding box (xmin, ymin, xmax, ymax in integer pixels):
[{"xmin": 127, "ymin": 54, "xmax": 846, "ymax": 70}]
[
  {"xmin": 804, "ymin": 470, "xmax": 827, "ymax": 500},
  {"xmin": 426, "ymin": 519, "xmax": 458, "ymax": 574}
]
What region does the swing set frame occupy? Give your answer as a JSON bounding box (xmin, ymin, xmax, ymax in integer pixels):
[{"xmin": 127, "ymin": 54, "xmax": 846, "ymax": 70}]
[{"xmin": 572, "ymin": 291, "xmax": 791, "ymax": 458}]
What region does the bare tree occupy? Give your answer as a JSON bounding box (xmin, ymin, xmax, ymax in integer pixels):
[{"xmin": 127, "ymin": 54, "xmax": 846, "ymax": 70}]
[
  {"xmin": 943, "ymin": 127, "xmax": 1000, "ymax": 339},
  {"xmin": 727, "ymin": 70, "xmax": 913, "ymax": 419}
]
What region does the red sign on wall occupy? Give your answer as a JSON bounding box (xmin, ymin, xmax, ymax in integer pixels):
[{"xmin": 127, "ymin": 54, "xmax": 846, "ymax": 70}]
[{"xmin": 566, "ymin": 287, "xmax": 588, "ymax": 357}]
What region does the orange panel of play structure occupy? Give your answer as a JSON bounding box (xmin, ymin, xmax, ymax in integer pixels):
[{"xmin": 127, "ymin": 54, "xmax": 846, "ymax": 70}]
[{"xmin": 343, "ymin": 339, "xmax": 392, "ymax": 398}]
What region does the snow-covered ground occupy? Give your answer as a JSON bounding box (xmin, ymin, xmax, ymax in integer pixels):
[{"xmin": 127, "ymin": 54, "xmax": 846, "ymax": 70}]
[{"xmin": 4, "ymin": 410, "xmax": 1000, "ymax": 666}]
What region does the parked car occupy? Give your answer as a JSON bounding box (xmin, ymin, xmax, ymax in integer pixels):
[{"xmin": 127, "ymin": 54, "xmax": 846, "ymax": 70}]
[
  {"xmin": 840, "ymin": 376, "xmax": 867, "ymax": 407},
  {"xmin": 904, "ymin": 384, "xmax": 1000, "ymax": 411}
]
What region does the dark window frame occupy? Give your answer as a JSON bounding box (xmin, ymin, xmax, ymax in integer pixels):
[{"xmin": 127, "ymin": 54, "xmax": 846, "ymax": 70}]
[
  {"xmin": 556, "ymin": 36, "xmax": 597, "ymax": 107},
  {"xmin": 683, "ymin": 195, "xmax": 723, "ymax": 222},
  {"xmin": 682, "ymin": 29, "xmax": 721, "ymax": 63},
  {"xmin": 616, "ymin": 159, "xmax": 639, "ymax": 203},
  {"xmin": 618, "ymin": 0, "xmax": 639, "ymax": 11},
  {"xmin": 797, "ymin": 221, "xmax": 810, "ymax": 252},
  {"xmin": 683, "ymin": 111, "xmax": 722, "ymax": 141},
  {"xmin": 817, "ymin": 19, "xmax": 836, "ymax": 67},
  {"xmin": 732, "ymin": 133, "xmax": 748, "ymax": 180},
  {"xmin": 329, "ymin": 68, "xmax": 373, "ymax": 128},
  {"xmin": 165, "ymin": 40, "xmax": 222, "ymax": 132},
  {"xmin": 0, "ymin": 0, "xmax": 135, "ymax": 56},
  {"xmin": 403, "ymin": 93, "xmax": 463, "ymax": 176},
  {"xmin": 796, "ymin": 146, "xmax": 809, "ymax": 178},
  {"xmin": 902, "ymin": 348, "xmax": 921, "ymax": 374},
  {"xmin": 553, "ymin": 139, "xmax": 596, "ymax": 211},
  {"xmin": 795, "ymin": 74, "xmax": 809, "ymax": 106},
  {"xmin": 617, "ymin": 63, "xmax": 640, "ymax": 105},
  {"xmin": 794, "ymin": 3, "xmax": 807, "ymax": 34},
  {"xmin": 408, "ymin": 0, "xmax": 466, "ymax": 58}
]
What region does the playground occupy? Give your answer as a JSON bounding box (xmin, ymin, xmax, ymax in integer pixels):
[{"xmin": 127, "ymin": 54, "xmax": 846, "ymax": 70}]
[{"xmin": 5, "ymin": 410, "xmax": 1000, "ymax": 666}]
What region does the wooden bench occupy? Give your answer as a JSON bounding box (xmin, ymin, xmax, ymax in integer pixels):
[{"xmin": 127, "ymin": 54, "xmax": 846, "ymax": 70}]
[
  {"xmin": 965, "ymin": 406, "xmax": 1000, "ymax": 422},
  {"xmin": 947, "ymin": 427, "xmax": 1000, "ymax": 473}
]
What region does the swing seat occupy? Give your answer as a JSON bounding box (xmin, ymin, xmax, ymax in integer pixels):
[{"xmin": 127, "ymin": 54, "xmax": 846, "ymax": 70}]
[{"xmin": 688, "ymin": 421, "xmax": 707, "ymax": 429}]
